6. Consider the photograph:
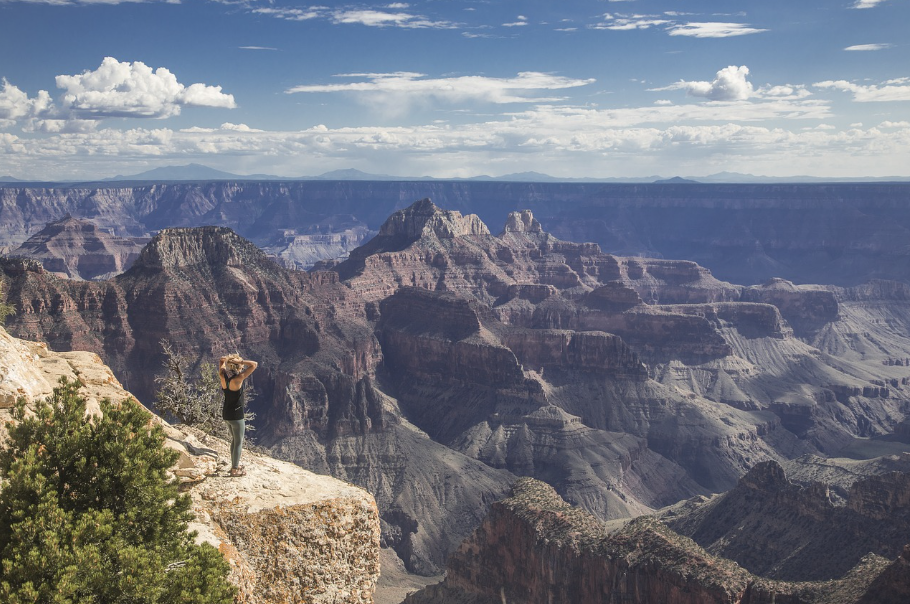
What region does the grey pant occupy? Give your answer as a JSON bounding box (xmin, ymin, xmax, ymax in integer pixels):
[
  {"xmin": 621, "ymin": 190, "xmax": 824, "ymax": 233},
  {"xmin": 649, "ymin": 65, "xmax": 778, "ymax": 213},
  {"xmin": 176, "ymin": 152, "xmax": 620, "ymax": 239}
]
[{"xmin": 225, "ymin": 419, "xmax": 245, "ymax": 468}]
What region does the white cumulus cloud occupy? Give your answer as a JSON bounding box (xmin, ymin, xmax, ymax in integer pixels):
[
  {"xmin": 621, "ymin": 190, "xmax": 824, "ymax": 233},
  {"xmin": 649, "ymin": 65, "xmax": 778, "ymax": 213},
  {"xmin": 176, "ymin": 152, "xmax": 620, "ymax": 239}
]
[
  {"xmin": 56, "ymin": 57, "xmax": 236, "ymax": 118},
  {"xmin": 0, "ymin": 80, "xmax": 54, "ymax": 123},
  {"xmin": 652, "ymin": 66, "xmax": 754, "ymax": 101}
]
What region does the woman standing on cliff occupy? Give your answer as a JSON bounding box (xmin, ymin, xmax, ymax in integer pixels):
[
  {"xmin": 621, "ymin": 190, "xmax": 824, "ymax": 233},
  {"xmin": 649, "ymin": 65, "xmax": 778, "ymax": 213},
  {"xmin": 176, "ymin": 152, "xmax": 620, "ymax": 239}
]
[{"xmin": 219, "ymin": 354, "xmax": 258, "ymax": 477}]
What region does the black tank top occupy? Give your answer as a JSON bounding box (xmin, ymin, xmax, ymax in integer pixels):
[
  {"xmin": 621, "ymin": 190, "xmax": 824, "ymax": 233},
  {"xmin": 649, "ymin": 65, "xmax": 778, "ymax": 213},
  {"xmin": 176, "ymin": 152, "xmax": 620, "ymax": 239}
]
[{"xmin": 221, "ymin": 371, "xmax": 245, "ymax": 421}]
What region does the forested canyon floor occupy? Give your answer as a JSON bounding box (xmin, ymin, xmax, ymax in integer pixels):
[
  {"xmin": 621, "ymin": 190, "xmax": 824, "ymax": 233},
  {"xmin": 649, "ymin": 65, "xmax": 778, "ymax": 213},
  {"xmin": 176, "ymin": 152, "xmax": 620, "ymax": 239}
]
[{"xmin": 1, "ymin": 195, "xmax": 909, "ymax": 601}]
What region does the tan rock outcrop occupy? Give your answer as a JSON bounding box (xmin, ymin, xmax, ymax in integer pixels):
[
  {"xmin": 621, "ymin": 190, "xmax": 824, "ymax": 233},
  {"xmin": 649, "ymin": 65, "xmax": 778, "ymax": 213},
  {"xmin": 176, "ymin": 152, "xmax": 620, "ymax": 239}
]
[{"xmin": 0, "ymin": 326, "xmax": 381, "ymax": 604}]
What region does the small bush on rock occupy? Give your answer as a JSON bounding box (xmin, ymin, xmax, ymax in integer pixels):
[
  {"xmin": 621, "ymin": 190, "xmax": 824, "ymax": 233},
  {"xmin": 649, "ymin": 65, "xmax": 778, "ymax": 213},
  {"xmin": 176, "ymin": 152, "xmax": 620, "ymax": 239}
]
[{"xmin": 155, "ymin": 339, "xmax": 255, "ymax": 440}]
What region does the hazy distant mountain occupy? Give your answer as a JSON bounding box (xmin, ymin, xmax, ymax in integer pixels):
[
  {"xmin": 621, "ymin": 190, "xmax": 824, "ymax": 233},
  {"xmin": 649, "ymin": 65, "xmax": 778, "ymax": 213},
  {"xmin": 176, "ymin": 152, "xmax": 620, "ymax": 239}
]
[
  {"xmin": 0, "ymin": 175, "xmax": 22, "ymax": 182},
  {"xmin": 699, "ymin": 171, "xmax": 910, "ymax": 184},
  {"xmin": 25, "ymin": 163, "xmax": 910, "ymax": 185},
  {"xmin": 311, "ymin": 168, "xmax": 417, "ymax": 181},
  {"xmin": 485, "ymin": 171, "xmax": 562, "ymax": 182},
  {"xmin": 654, "ymin": 176, "xmax": 700, "ymax": 184},
  {"xmin": 470, "ymin": 172, "xmax": 662, "ymax": 183},
  {"xmin": 108, "ymin": 163, "xmax": 264, "ymax": 181}
]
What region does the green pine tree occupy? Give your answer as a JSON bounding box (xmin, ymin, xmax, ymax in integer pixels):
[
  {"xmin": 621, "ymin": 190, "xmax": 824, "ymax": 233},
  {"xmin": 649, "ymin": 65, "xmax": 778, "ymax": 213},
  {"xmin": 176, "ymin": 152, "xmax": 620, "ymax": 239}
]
[{"xmin": 0, "ymin": 377, "xmax": 236, "ymax": 603}]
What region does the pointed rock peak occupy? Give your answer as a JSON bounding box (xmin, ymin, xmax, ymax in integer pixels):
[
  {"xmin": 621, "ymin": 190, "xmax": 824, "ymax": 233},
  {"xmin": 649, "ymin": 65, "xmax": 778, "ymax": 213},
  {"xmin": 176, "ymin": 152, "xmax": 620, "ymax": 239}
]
[
  {"xmin": 502, "ymin": 210, "xmax": 542, "ymax": 234},
  {"xmin": 378, "ymin": 198, "xmax": 490, "ymax": 240},
  {"xmin": 740, "ymin": 460, "xmax": 790, "ymax": 492},
  {"xmin": 132, "ymin": 226, "xmax": 271, "ymax": 271}
]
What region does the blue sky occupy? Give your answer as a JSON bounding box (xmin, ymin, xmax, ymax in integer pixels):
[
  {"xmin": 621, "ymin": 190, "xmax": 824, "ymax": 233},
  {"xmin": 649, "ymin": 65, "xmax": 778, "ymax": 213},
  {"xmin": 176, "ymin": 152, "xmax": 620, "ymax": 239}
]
[{"xmin": 1, "ymin": 0, "xmax": 908, "ymax": 180}]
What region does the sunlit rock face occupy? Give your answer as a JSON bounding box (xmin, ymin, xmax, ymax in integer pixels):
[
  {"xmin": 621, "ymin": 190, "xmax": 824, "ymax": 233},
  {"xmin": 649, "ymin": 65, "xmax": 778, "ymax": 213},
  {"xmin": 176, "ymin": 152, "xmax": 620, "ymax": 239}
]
[
  {"xmin": 0, "ymin": 325, "xmax": 381, "ymax": 604},
  {"xmin": 3, "ymin": 197, "xmax": 910, "ymax": 578}
]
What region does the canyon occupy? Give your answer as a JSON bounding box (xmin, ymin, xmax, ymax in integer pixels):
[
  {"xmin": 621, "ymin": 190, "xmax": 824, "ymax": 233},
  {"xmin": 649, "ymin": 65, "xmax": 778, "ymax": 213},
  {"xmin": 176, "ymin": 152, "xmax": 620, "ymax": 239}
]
[
  {"xmin": 2, "ymin": 190, "xmax": 910, "ymax": 600},
  {"xmin": 3, "ymin": 181, "xmax": 910, "ymax": 284}
]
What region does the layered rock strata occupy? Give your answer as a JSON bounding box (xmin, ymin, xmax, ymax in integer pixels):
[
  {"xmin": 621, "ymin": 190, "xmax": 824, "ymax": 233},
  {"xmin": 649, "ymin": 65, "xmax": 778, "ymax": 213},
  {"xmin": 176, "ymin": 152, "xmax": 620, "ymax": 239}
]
[
  {"xmin": 0, "ymin": 325, "xmax": 381, "ymax": 603},
  {"xmin": 3, "ymin": 199, "xmax": 910, "ymax": 576},
  {"xmin": 11, "ymin": 215, "xmax": 147, "ymax": 280},
  {"xmin": 404, "ymin": 478, "xmax": 897, "ymax": 604},
  {"xmin": 0, "ymin": 225, "xmax": 513, "ymax": 574},
  {"xmin": 663, "ymin": 460, "xmax": 910, "ymax": 581},
  {"xmin": 5, "ymin": 181, "xmax": 910, "ymax": 286}
]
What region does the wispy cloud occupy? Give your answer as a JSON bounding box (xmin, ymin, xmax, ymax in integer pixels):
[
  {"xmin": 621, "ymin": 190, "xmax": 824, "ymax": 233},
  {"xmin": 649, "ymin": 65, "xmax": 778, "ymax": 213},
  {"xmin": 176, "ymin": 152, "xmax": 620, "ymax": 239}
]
[
  {"xmin": 668, "ymin": 22, "xmax": 767, "ymax": 38},
  {"xmin": 249, "ymin": 5, "xmax": 455, "ymax": 28},
  {"xmin": 591, "ymin": 14, "xmax": 671, "ymax": 30},
  {"xmin": 251, "ymin": 7, "xmax": 324, "ymax": 21},
  {"xmin": 239, "ymin": 46, "xmax": 278, "ymax": 51},
  {"xmin": 588, "ymin": 14, "xmax": 765, "ymax": 38},
  {"xmin": 503, "ymin": 15, "xmax": 528, "ymax": 27},
  {"xmin": 815, "ymin": 77, "xmax": 910, "ymax": 102},
  {"xmin": 844, "ymin": 43, "xmax": 893, "ymax": 51},
  {"xmin": 0, "ymin": 0, "xmax": 178, "ymax": 4},
  {"xmin": 851, "ymin": 0, "xmax": 891, "ymax": 8},
  {"xmin": 331, "ymin": 9, "xmax": 452, "ymax": 28},
  {"xmin": 285, "ymin": 72, "xmax": 595, "ymax": 105}
]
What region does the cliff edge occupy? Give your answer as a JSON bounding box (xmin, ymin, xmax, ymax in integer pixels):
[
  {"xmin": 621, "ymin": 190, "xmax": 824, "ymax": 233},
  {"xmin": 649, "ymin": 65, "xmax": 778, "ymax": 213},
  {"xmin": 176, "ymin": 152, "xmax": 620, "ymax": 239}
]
[{"xmin": 0, "ymin": 325, "xmax": 381, "ymax": 604}]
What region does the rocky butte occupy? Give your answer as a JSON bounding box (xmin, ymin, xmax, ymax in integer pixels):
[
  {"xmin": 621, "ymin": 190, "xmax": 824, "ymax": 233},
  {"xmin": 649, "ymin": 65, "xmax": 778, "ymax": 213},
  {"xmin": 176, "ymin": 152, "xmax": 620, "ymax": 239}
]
[
  {"xmin": 10, "ymin": 215, "xmax": 148, "ymax": 281},
  {"xmin": 1, "ymin": 198, "xmax": 910, "ymax": 597},
  {"xmin": 0, "ymin": 324, "xmax": 381, "ymax": 603}
]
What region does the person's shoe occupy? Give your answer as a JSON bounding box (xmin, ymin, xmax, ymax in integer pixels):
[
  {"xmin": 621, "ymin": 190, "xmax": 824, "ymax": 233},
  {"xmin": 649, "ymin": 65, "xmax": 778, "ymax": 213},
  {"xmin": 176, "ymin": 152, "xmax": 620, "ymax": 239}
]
[{"xmin": 229, "ymin": 466, "xmax": 246, "ymax": 477}]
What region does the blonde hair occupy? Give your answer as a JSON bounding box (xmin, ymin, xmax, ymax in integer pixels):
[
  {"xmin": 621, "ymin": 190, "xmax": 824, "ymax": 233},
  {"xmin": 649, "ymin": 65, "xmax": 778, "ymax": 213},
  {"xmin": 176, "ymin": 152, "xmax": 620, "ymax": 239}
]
[{"xmin": 224, "ymin": 354, "xmax": 244, "ymax": 376}]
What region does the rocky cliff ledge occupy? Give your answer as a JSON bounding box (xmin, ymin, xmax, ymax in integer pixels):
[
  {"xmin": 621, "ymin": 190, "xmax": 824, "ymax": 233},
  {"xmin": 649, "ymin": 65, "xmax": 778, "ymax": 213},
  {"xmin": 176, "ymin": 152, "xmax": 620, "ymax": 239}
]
[
  {"xmin": 0, "ymin": 326, "xmax": 381, "ymax": 603},
  {"xmin": 404, "ymin": 478, "xmax": 896, "ymax": 604}
]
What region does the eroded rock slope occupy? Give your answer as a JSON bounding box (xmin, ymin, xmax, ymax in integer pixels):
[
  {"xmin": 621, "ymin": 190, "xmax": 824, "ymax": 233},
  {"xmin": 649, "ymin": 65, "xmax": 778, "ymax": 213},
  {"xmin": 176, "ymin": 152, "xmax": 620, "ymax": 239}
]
[
  {"xmin": 404, "ymin": 478, "xmax": 903, "ymax": 604},
  {"xmin": 2, "ymin": 198, "xmax": 909, "ymax": 576}
]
